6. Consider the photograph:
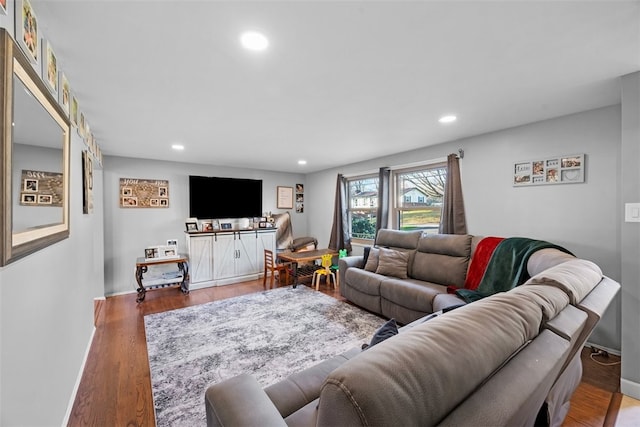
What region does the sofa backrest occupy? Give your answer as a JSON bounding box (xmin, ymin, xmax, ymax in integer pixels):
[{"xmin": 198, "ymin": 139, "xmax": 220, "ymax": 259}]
[
  {"xmin": 375, "ymin": 228, "xmax": 423, "ymax": 249},
  {"xmin": 410, "ymin": 234, "xmax": 472, "ymax": 287},
  {"xmin": 317, "ymin": 287, "xmax": 547, "ymax": 426}
]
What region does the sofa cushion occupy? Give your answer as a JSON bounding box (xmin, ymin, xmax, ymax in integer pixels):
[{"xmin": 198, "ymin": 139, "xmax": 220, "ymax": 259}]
[
  {"xmin": 508, "ymin": 284, "xmax": 570, "ymax": 323},
  {"xmin": 344, "ymin": 268, "xmax": 385, "ymax": 296},
  {"xmin": 317, "ymin": 291, "xmax": 543, "ymax": 426},
  {"xmin": 375, "ymin": 248, "xmax": 410, "ymax": 279},
  {"xmin": 525, "ymin": 259, "xmax": 603, "ymax": 305},
  {"xmin": 375, "ymin": 228, "xmax": 423, "ymax": 249},
  {"xmin": 363, "ymin": 247, "xmax": 380, "ymax": 272},
  {"xmin": 410, "ymin": 234, "xmax": 471, "ymax": 287},
  {"xmin": 379, "ymin": 278, "xmax": 447, "ymax": 317}
]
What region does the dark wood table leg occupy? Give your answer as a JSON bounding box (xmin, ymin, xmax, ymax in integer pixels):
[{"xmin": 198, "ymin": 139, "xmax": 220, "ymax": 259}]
[
  {"xmin": 178, "ymin": 261, "xmax": 190, "ymax": 294},
  {"xmin": 135, "ymin": 265, "xmax": 147, "ymax": 303},
  {"xmin": 291, "ymin": 261, "xmax": 299, "ymax": 288}
]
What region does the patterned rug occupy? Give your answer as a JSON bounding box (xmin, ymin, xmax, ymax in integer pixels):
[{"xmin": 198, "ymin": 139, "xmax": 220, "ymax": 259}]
[{"xmin": 144, "ymin": 285, "xmax": 384, "ymax": 426}]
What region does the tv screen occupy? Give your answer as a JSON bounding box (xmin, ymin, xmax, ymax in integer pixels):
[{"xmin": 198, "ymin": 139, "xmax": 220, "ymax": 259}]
[{"xmin": 189, "ymin": 175, "xmax": 263, "ymax": 219}]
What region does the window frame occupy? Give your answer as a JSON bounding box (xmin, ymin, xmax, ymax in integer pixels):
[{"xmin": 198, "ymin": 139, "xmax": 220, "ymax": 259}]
[
  {"xmin": 346, "ymin": 173, "xmax": 379, "ymax": 244},
  {"xmin": 391, "ymin": 162, "xmax": 447, "ymax": 233}
]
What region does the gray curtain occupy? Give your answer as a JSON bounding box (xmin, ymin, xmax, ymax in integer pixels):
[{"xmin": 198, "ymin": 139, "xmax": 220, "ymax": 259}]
[
  {"xmin": 439, "ymin": 153, "xmax": 467, "ymax": 234},
  {"xmin": 375, "ymin": 167, "xmax": 391, "ymax": 232},
  {"xmin": 328, "ymin": 174, "xmax": 352, "ymax": 252}
]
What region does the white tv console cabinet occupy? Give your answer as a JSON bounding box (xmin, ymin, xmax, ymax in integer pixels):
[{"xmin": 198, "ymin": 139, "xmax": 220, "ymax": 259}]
[{"xmin": 185, "ymin": 228, "xmax": 276, "ymax": 289}]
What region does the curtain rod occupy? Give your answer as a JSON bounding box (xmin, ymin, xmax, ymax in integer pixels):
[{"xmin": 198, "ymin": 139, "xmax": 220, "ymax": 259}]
[{"xmin": 341, "ymin": 150, "xmax": 465, "ymax": 178}]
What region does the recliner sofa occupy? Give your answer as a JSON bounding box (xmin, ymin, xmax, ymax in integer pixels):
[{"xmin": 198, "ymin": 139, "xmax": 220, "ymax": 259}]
[{"xmin": 204, "ymin": 230, "xmax": 619, "ymax": 426}]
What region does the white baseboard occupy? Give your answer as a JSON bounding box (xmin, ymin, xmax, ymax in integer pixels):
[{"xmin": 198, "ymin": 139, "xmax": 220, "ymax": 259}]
[
  {"xmin": 621, "ymin": 378, "xmax": 640, "ymax": 400},
  {"xmin": 62, "ymin": 326, "xmax": 96, "ymax": 426}
]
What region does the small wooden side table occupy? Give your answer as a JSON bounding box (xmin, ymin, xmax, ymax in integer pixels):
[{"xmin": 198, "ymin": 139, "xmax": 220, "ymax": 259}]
[{"xmin": 135, "ymin": 255, "xmax": 190, "ymax": 303}]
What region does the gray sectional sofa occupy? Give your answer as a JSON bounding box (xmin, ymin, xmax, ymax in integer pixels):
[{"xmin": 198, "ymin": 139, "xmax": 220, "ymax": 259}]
[
  {"xmin": 339, "ymin": 229, "xmax": 578, "ymax": 325},
  {"xmin": 204, "ymin": 230, "xmax": 619, "ymax": 426}
]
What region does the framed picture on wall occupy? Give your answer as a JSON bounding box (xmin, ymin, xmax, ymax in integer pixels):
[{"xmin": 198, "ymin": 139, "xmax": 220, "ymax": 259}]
[
  {"xmin": 15, "ymin": 0, "xmax": 39, "ymax": 64},
  {"xmin": 71, "ymin": 96, "xmax": 78, "ymax": 126},
  {"xmin": 42, "ymin": 38, "xmax": 58, "ymax": 96},
  {"xmin": 277, "ymin": 186, "xmax": 294, "ymax": 209},
  {"xmin": 0, "ymin": 0, "xmax": 7, "ymax": 15},
  {"xmin": 59, "ymin": 73, "xmax": 70, "ymax": 116}
]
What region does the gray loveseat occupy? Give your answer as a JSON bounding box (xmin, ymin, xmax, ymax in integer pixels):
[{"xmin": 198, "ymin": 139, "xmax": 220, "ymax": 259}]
[{"xmin": 204, "ymin": 234, "xmax": 619, "ymax": 426}]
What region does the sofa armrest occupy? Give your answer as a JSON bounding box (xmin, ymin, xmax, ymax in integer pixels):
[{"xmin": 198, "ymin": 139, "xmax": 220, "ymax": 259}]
[
  {"xmin": 338, "ymin": 255, "xmax": 364, "ymax": 286},
  {"xmin": 205, "ymin": 374, "xmax": 287, "ymax": 427}
]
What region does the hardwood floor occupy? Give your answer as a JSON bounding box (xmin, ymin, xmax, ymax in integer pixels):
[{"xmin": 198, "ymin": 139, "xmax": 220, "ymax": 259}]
[{"xmin": 67, "ymin": 279, "xmax": 622, "ymax": 426}]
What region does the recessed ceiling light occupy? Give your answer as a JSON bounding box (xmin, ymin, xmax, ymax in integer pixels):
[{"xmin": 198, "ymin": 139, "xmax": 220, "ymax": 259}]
[
  {"xmin": 298, "ymin": 160, "xmax": 307, "ymax": 165},
  {"xmin": 438, "ymin": 115, "xmax": 457, "ymax": 124},
  {"xmin": 240, "ymin": 31, "xmax": 269, "ymax": 51},
  {"xmin": 171, "ymin": 144, "xmax": 184, "ymax": 151}
]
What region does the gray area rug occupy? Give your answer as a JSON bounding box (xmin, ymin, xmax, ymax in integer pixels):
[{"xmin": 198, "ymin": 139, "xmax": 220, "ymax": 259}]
[{"xmin": 144, "ymin": 285, "xmax": 384, "ymax": 426}]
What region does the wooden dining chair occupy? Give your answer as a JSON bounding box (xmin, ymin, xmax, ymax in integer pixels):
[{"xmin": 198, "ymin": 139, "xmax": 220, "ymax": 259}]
[{"xmin": 263, "ymin": 249, "xmax": 289, "ymax": 289}]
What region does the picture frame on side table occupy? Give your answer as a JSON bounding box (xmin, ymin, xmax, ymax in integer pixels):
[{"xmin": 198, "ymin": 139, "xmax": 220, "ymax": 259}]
[
  {"xmin": 277, "ymin": 186, "xmax": 294, "ymax": 209},
  {"xmin": 185, "ymin": 222, "xmax": 198, "ymax": 232}
]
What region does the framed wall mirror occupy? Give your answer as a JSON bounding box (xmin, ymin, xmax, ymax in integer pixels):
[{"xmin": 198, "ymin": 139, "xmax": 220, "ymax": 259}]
[{"xmin": 1, "ymin": 29, "xmax": 70, "ymax": 266}]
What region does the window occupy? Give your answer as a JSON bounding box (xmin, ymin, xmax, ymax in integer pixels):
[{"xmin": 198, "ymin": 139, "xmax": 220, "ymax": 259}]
[
  {"xmin": 347, "ymin": 175, "xmax": 378, "ymax": 241},
  {"xmin": 394, "ymin": 163, "xmax": 447, "ymax": 234}
]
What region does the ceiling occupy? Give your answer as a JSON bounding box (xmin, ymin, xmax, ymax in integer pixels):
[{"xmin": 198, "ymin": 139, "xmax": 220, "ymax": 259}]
[{"xmin": 31, "ymin": 1, "xmax": 640, "ymax": 173}]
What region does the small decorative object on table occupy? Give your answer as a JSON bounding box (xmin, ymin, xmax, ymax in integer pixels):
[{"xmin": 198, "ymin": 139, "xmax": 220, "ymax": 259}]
[{"xmin": 185, "ymin": 222, "xmax": 198, "ymax": 232}]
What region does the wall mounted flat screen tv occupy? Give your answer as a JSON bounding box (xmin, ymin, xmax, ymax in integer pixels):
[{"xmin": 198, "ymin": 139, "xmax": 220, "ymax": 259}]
[{"xmin": 189, "ymin": 175, "xmax": 263, "ymax": 219}]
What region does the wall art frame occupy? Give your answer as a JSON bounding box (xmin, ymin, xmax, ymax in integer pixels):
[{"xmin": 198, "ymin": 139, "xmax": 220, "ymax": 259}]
[
  {"xmin": 59, "ymin": 72, "xmax": 69, "ymax": 116},
  {"xmin": 42, "ymin": 38, "xmax": 57, "ymax": 96},
  {"xmin": 15, "ymin": 0, "xmax": 38, "ymax": 64},
  {"xmin": 119, "ymin": 178, "xmax": 170, "ymax": 208},
  {"xmin": 82, "ymin": 150, "xmax": 94, "ymax": 214},
  {"xmin": 513, "ymin": 153, "xmax": 585, "ymax": 187},
  {"xmin": 277, "ymin": 186, "xmax": 294, "ymax": 209}
]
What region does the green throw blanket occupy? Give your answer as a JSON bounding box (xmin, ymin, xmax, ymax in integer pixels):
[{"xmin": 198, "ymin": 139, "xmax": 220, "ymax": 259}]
[{"xmin": 455, "ymin": 237, "xmax": 573, "ymax": 303}]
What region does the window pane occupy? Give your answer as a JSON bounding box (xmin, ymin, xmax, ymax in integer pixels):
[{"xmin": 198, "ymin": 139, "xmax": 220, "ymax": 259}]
[
  {"xmin": 398, "ymin": 208, "xmax": 441, "ymax": 232},
  {"xmin": 347, "ymin": 176, "xmax": 379, "ymax": 240},
  {"xmin": 350, "ymin": 210, "xmax": 377, "ymax": 240},
  {"xmin": 394, "ymin": 164, "xmax": 447, "ymax": 233},
  {"xmin": 349, "ymin": 177, "xmax": 378, "ymax": 209},
  {"xmin": 397, "ymin": 167, "xmax": 446, "ymax": 208}
]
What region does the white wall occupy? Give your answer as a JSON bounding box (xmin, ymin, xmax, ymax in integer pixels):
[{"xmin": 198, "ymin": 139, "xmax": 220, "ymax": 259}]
[
  {"xmin": 620, "ymin": 71, "xmax": 640, "ymax": 399},
  {"xmin": 102, "ymin": 156, "xmax": 307, "ymax": 296},
  {"xmin": 307, "ymin": 105, "xmax": 622, "ymax": 350},
  {"xmin": 0, "ymin": 1, "xmax": 15, "ymax": 40},
  {"xmin": 0, "ymin": 133, "xmax": 105, "ymax": 426}
]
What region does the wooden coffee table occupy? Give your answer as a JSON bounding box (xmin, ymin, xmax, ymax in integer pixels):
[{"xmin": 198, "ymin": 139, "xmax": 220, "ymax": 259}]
[{"xmin": 277, "ymin": 249, "xmax": 337, "ymax": 288}]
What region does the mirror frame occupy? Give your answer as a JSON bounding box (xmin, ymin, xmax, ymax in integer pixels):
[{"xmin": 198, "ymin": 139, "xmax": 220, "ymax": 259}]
[{"xmin": 0, "ymin": 29, "xmax": 71, "ymax": 266}]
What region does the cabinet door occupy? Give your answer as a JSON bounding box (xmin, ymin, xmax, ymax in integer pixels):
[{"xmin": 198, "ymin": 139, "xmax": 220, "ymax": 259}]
[
  {"xmin": 235, "ymin": 232, "xmax": 258, "ymax": 276},
  {"xmin": 256, "ymin": 230, "xmax": 276, "ymax": 273},
  {"xmin": 188, "ymin": 236, "xmax": 213, "ymax": 283},
  {"xmin": 213, "ymin": 233, "xmax": 236, "ymax": 280}
]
